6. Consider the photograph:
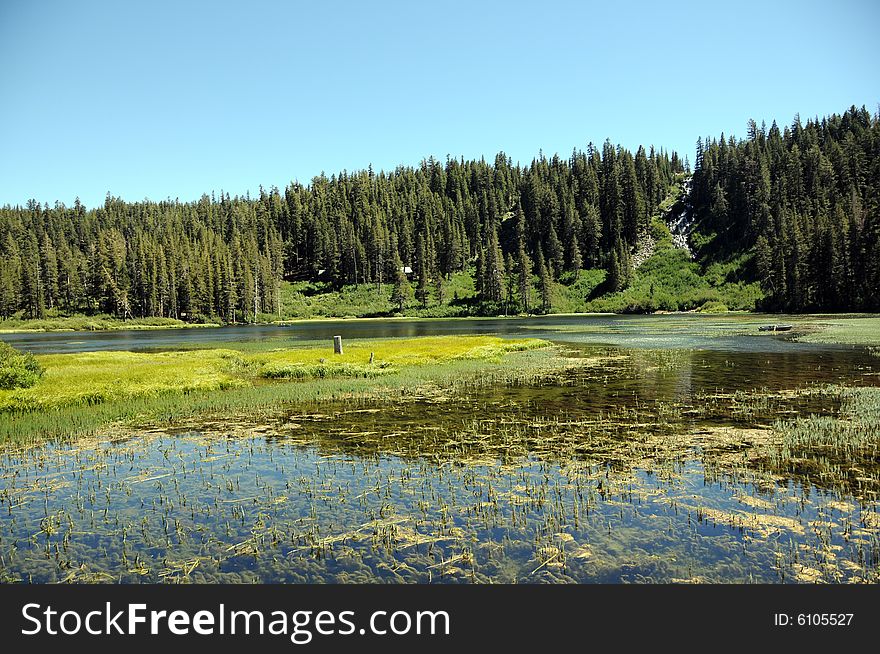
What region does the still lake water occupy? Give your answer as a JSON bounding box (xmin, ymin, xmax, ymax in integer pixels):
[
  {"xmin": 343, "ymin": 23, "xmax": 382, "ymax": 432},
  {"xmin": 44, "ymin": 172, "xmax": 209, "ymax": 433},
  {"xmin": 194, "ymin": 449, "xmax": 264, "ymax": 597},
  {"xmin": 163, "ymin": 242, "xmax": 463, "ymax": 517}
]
[
  {"xmin": 0, "ymin": 313, "xmax": 856, "ymax": 354},
  {"xmin": 0, "ymin": 316, "xmax": 878, "ymax": 583}
]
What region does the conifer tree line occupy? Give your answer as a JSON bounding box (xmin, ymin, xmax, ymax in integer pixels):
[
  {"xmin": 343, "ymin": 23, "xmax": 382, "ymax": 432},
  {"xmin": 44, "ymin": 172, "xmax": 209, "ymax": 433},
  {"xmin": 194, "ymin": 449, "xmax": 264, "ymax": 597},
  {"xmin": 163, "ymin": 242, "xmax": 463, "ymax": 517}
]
[
  {"xmin": 0, "ymin": 142, "xmax": 683, "ymax": 320},
  {"xmin": 690, "ymin": 106, "xmax": 880, "ymax": 311}
]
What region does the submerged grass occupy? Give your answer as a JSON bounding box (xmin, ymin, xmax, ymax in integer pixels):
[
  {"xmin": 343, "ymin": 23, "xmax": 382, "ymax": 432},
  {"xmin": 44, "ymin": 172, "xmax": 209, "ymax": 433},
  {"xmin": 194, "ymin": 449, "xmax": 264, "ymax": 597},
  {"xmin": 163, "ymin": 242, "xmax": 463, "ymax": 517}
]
[
  {"xmin": 3, "ymin": 365, "xmax": 876, "ymax": 584},
  {"xmin": 0, "ymin": 336, "xmax": 878, "ymax": 584},
  {"xmin": 760, "ymin": 386, "xmax": 880, "ymax": 495}
]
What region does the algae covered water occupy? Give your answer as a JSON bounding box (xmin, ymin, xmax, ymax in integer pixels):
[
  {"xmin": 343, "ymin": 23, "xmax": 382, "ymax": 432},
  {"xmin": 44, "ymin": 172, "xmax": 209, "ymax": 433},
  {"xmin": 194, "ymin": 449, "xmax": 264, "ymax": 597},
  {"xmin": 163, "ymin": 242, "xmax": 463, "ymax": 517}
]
[{"xmin": 1, "ymin": 337, "xmax": 878, "ymax": 584}]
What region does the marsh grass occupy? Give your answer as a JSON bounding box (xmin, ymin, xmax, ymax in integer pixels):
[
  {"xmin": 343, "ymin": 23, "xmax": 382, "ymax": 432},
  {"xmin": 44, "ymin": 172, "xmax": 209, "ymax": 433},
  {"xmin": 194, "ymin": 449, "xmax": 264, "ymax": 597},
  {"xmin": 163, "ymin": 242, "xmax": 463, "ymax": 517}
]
[
  {"xmin": 0, "ymin": 314, "xmax": 218, "ymax": 333},
  {"xmin": 795, "ymin": 316, "xmax": 880, "ymax": 347},
  {"xmin": 0, "ymin": 336, "xmax": 552, "ymax": 442},
  {"xmin": 2, "ymin": 372, "xmax": 877, "ymax": 584},
  {"xmin": 1, "ymin": 338, "xmax": 878, "ymax": 584},
  {"xmin": 0, "ymin": 349, "xmax": 247, "ymax": 412},
  {"xmin": 760, "ymin": 386, "xmax": 880, "ymax": 495}
]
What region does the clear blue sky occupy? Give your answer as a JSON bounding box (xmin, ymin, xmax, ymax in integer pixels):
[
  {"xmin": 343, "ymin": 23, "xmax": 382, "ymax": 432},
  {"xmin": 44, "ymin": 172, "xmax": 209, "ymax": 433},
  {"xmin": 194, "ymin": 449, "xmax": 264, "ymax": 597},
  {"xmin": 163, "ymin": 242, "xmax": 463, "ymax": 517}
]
[{"xmin": 1, "ymin": 0, "xmax": 877, "ymax": 208}]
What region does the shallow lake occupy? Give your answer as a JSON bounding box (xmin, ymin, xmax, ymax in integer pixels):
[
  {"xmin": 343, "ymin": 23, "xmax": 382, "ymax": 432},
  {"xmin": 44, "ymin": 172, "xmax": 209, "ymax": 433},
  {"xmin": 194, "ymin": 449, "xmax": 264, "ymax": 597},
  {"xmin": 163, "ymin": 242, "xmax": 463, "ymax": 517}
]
[
  {"xmin": 0, "ymin": 313, "xmax": 858, "ymax": 354},
  {"xmin": 0, "ymin": 318, "xmax": 878, "ymax": 583}
]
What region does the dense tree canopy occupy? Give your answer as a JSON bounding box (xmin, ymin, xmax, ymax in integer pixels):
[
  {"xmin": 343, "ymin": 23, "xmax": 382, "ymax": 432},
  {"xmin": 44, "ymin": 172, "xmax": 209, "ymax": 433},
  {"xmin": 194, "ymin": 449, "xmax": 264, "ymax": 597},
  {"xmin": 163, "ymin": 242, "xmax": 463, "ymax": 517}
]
[
  {"xmin": 4, "ymin": 105, "xmax": 872, "ymax": 319},
  {"xmin": 0, "ymin": 143, "xmax": 683, "ymax": 320},
  {"xmin": 690, "ymin": 106, "xmax": 880, "ymax": 311}
]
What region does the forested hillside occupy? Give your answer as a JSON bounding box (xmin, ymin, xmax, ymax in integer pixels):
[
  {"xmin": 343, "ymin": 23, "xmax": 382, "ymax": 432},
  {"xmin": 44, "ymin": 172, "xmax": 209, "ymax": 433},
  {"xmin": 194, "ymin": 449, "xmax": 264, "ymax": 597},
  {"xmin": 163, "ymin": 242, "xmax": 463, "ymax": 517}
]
[
  {"xmin": 0, "ymin": 105, "xmax": 876, "ymax": 323},
  {"xmin": 690, "ymin": 105, "xmax": 880, "ymax": 311},
  {"xmin": 0, "ymin": 143, "xmax": 683, "ymax": 321}
]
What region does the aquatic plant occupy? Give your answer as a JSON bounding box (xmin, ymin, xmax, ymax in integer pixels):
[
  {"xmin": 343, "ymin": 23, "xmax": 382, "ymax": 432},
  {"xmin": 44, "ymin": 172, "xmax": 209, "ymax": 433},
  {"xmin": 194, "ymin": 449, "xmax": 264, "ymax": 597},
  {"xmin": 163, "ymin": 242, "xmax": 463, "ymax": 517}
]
[{"xmin": 1, "ymin": 331, "xmax": 877, "ymax": 584}]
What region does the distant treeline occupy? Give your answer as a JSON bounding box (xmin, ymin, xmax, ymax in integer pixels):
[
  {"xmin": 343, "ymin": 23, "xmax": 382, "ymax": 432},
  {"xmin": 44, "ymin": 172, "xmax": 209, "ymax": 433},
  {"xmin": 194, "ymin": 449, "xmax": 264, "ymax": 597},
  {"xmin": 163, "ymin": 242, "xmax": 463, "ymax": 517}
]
[
  {"xmin": 2, "ymin": 104, "xmax": 876, "ymax": 321},
  {"xmin": 0, "ymin": 143, "xmax": 683, "ymax": 320},
  {"xmin": 690, "ymin": 105, "xmax": 880, "ymax": 311}
]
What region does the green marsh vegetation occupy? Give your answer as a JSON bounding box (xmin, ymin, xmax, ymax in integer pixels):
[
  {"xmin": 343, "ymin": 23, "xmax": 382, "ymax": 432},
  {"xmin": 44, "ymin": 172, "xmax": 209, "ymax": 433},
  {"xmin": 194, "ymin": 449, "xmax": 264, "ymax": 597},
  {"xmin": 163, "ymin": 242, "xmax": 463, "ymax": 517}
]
[
  {"xmin": 0, "ymin": 311, "xmax": 878, "ymax": 584},
  {"xmin": 0, "ymin": 340, "xmax": 878, "ymax": 584},
  {"xmin": 0, "ymin": 336, "xmax": 553, "ymax": 442},
  {"xmin": 0, "ymin": 342, "xmax": 43, "ymax": 390},
  {"xmin": 0, "ymin": 313, "xmax": 217, "ymax": 333},
  {"xmin": 794, "ymin": 316, "xmax": 880, "ymax": 347},
  {"xmin": 760, "ymin": 385, "xmax": 880, "ymax": 494}
]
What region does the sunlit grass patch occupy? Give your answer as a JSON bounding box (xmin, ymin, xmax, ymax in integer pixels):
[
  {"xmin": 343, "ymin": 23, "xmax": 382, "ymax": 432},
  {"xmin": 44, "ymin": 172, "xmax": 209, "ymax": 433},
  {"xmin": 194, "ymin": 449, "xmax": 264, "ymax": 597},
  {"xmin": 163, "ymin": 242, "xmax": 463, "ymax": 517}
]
[
  {"xmin": 249, "ymin": 335, "xmax": 544, "ymax": 372},
  {"xmin": 0, "ymin": 349, "xmax": 246, "ymax": 411},
  {"xmin": 0, "ymin": 336, "xmax": 551, "ymax": 442}
]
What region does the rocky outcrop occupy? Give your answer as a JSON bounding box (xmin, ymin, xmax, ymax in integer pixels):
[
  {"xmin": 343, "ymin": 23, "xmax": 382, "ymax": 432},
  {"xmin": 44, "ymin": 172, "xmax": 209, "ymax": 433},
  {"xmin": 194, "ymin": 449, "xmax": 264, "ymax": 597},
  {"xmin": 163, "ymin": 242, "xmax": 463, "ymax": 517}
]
[{"xmin": 666, "ymin": 176, "xmax": 694, "ymax": 258}]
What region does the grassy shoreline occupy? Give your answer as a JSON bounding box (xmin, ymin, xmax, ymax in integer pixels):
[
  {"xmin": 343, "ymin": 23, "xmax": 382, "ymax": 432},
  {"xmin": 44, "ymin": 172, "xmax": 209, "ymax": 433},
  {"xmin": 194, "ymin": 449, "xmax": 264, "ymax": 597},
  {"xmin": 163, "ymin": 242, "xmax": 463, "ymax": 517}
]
[{"xmin": 0, "ymin": 315, "xmax": 220, "ymax": 333}]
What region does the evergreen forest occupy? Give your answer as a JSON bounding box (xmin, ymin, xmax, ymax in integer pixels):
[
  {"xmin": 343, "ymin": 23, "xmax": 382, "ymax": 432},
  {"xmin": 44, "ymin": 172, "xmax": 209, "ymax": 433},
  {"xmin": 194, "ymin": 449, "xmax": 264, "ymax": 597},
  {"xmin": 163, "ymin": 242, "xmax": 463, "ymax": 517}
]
[{"xmin": 0, "ymin": 105, "xmax": 876, "ymax": 323}]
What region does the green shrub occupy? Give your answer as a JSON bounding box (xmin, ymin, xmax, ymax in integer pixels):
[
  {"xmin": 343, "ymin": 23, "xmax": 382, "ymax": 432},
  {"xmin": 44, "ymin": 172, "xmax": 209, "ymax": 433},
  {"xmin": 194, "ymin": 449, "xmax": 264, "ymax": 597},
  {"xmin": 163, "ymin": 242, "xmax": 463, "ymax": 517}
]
[
  {"xmin": 698, "ymin": 301, "xmax": 729, "ymax": 313},
  {"xmin": 0, "ymin": 342, "xmax": 44, "ymax": 389}
]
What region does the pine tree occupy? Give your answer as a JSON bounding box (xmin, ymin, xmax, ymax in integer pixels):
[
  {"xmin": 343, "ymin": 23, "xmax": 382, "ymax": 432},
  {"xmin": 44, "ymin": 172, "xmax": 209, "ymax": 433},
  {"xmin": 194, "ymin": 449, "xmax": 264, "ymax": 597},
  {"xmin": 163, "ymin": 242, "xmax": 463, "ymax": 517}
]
[
  {"xmin": 607, "ymin": 246, "xmax": 621, "ymax": 293},
  {"xmin": 620, "ymin": 152, "xmax": 646, "ymax": 243},
  {"xmin": 562, "ymin": 202, "xmax": 582, "ymax": 276},
  {"xmin": 536, "ymin": 246, "xmax": 552, "ymax": 313},
  {"xmin": 434, "ymin": 272, "xmax": 444, "ymax": 306},
  {"xmin": 481, "ymin": 220, "xmax": 504, "ymax": 303},
  {"xmin": 390, "ymin": 249, "xmax": 411, "ymax": 313},
  {"xmin": 416, "ymin": 237, "xmax": 429, "ymax": 308},
  {"xmin": 504, "ymin": 252, "xmax": 515, "ymax": 315},
  {"xmin": 515, "ymin": 205, "xmax": 532, "ymax": 314},
  {"xmin": 20, "ymin": 235, "xmax": 44, "ymax": 319}
]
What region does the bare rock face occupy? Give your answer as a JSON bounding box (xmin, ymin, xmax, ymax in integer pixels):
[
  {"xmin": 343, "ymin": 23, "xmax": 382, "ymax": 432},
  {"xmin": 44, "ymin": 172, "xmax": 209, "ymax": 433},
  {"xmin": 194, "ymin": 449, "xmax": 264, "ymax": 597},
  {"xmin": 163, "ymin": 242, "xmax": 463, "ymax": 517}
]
[
  {"xmin": 633, "ymin": 175, "xmax": 694, "ymax": 270},
  {"xmin": 631, "ymin": 231, "xmax": 656, "ymax": 270},
  {"xmin": 667, "ymin": 176, "xmax": 694, "ymax": 258}
]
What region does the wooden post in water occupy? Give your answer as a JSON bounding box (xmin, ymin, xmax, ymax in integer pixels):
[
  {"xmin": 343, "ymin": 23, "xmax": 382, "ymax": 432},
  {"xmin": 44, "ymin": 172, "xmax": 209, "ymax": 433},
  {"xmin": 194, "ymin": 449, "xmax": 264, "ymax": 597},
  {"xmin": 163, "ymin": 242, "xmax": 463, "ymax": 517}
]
[{"xmin": 333, "ymin": 335, "xmax": 343, "ymax": 355}]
